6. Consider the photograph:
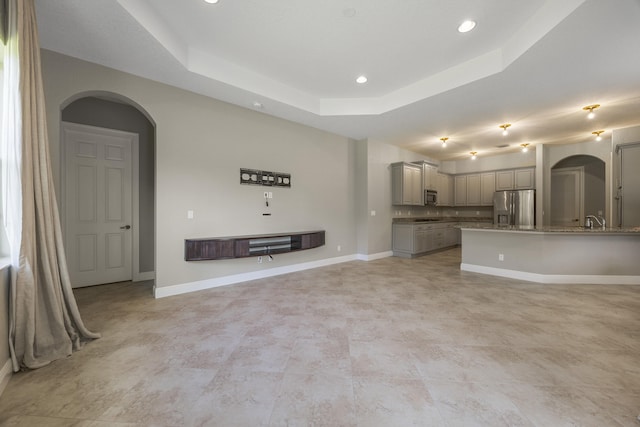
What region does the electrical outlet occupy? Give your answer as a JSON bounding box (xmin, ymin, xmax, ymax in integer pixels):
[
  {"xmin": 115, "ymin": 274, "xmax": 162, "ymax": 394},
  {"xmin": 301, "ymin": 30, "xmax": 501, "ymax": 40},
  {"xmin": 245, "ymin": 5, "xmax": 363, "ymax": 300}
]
[
  {"xmin": 337, "ymin": 245, "xmax": 341, "ymax": 252},
  {"xmin": 263, "ymin": 192, "xmax": 268, "ymax": 199},
  {"xmin": 187, "ymin": 210, "xmax": 194, "ymax": 219},
  {"xmin": 268, "ymin": 192, "xmax": 273, "ymax": 199},
  {"xmin": 258, "ymin": 256, "xmax": 263, "ymax": 264},
  {"xmin": 371, "ymin": 210, "xmax": 376, "ymax": 216},
  {"xmin": 498, "ymin": 253, "xmax": 504, "ymax": 261}
]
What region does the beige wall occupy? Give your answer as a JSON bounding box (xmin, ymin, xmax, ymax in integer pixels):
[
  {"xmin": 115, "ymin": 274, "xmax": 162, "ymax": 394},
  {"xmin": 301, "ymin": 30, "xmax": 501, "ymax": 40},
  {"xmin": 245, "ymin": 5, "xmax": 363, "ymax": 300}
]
[
  {"xmin": 362, "ymin": 139, "xmax": 434, "ymax": 256},
  {"xmin": 40, "ymin": 50, "xmax": 357, "ymax": 289},
  {"xmin": 35, "ymin": 49, "xmax": 640, "ymax": 294}
]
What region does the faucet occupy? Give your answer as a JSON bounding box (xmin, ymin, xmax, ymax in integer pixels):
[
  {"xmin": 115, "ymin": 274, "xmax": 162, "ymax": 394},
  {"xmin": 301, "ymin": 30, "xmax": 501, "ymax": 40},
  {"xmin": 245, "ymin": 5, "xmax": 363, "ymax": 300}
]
[{"xmin": 585, "ymin": 215, "xmax": 606, "ymax": 229}]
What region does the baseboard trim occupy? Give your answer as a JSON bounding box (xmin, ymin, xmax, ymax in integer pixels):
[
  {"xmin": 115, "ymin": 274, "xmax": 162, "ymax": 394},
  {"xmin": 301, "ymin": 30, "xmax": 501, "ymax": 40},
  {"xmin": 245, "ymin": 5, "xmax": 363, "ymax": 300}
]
[
  {"xmin": 0, "ymin": 358, "xmax": 12, "ymax": 397},
  {"xmin": 460, "ymin": 263, "xmax": 640, "ymax": 285},
  {"xmin": 154, "ymin": 254, "xmax": 361, "ymax": 298}
]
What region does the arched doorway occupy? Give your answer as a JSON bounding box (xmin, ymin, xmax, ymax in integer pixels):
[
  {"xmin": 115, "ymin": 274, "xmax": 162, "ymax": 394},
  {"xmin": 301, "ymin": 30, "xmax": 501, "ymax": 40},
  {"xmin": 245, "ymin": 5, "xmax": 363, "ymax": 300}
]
[
  {"xmin": 550, "ymin": 155, "xmax": 605, "ymax": 227},
  {"xmin": 60, "ymin": 92, "xmax": 155, "ymax": 287}
]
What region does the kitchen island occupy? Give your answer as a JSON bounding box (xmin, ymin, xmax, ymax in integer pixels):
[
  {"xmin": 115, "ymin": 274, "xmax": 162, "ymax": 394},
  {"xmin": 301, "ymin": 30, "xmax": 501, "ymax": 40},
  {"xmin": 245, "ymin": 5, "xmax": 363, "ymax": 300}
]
[{"xmin": 459, "ymin": 225, "xmax": 640, "ymax": 284}]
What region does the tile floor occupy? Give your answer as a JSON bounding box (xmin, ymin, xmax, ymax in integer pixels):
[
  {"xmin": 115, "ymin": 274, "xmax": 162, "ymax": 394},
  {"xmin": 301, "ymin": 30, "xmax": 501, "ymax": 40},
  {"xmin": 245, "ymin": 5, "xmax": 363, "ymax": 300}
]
[{"xmin": 1, "ymin": 247, "xmax": 639, "ymax": 426}]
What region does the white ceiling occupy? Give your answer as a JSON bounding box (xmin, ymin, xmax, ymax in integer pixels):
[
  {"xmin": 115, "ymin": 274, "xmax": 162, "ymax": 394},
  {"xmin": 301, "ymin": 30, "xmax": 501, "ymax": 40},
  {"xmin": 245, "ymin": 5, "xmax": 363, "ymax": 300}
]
[{"xmin": 35, "ymin": 0, "xmax": 640, "ymax": 160}]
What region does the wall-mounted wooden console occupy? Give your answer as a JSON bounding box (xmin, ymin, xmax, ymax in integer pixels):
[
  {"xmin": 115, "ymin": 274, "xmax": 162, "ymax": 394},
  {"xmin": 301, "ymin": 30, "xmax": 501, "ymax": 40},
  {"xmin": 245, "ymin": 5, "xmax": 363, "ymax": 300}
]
[{"xmin": 185, "ymin": 230, "xmax": 325, "ymax": 261}]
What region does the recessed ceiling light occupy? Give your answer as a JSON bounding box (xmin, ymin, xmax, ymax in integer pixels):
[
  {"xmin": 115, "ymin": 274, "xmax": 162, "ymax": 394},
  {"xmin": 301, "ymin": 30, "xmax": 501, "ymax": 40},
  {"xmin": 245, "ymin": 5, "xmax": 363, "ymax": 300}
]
[
  {"xmin": 458, "ymin": 20, "xmax": 476, "ymax": 33},
  {"xmin": 356, "ymin": 75, "xmax": 368, "ymax": 84},
  {"xmin": 252, "ymin": 101, "xmax": 263, "ymax": 109},
  {"xmin": 204, "ymin": 0, "xmax": 219, "ymax": 4}
]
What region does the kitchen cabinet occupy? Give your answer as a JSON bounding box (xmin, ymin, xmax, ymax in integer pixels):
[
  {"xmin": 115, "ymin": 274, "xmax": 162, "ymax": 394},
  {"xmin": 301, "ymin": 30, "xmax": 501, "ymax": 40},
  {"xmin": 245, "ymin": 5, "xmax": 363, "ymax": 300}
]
[
  {"xmin": 496, "ymin": 168, "xmax": 535, "ymax": 190},
  {"xmin": 392, "ymin": 223, "xmax": 428, "ymax": 255},
  {"xmin": 466, "ymin": 174, "xmax": 481, "ymax": 206},
  {"xmin": 436, "ymin": 173, "xmax": 453, "ymax": 206},
  {"xmin": 392, "ymin": 222, "xmax": 460, "ymax": 258},
  {"xmin": 391, "ymin": 162, "xmax": 423, "ymax": 205},
  {"xmin": 454, "ymin": 173, "xmax": 487, "ymax": 206},
  {"xmin": 515, "ymin": 168, "xmax": 535, "ymax": 189},
  {"xmin": 454, "ymin": 175, "xmax": 468, "ymax": 206},
  {"xmin": 444, "ymin": 223, "xmax": 458, "ymax": 247},
  {"xmin": 422, "ymin": 163, "xmax": 438, "ymax": 191},
  {"xmin": 496, "ymin": 170, "xmax": 514, "ymax": 190},
  {"xmin": 481, "ymin": 172, "xmax": 496, "ymax": 205}
]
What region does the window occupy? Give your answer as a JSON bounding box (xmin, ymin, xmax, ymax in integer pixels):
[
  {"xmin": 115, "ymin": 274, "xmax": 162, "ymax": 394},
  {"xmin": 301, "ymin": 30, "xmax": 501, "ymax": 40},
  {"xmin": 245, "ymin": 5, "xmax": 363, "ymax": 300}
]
[{"xmin": 0, "ymin": 41, "xmax": 10, "ymax": 261}]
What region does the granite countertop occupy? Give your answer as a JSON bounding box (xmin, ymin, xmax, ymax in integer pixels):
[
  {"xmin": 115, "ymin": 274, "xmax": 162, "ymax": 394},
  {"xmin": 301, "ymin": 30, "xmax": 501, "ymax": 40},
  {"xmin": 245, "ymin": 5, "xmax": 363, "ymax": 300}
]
[
  {"xmin": 458, "ymin": 224, "xmax": 640, "ymax": 234},
  {"xmin": 393, "ymin": 217, "xmax": 493, "ymax": 224}
]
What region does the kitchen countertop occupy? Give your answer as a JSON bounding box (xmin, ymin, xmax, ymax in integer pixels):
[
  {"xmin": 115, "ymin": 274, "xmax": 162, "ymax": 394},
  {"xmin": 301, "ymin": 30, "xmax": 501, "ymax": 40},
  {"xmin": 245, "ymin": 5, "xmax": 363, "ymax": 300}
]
[
  {"xmin": 459, "ymin": 224, "xmax": 640, "ymax": 234},
  {"xmin": 393, "ymin": 217, "xmax": 493, "ymax": 224}
]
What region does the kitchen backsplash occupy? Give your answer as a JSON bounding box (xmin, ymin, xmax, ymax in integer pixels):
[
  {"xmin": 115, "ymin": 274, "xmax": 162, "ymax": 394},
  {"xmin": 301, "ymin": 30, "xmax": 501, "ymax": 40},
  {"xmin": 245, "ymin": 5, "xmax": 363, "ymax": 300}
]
[{"xmin": 392, "ymin": 206, "xmax": 493, "ymax": 219}]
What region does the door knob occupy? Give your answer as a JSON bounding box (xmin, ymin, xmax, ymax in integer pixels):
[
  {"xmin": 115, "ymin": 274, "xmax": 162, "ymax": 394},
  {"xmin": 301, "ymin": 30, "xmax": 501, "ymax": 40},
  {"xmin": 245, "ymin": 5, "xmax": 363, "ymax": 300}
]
[{"xmin": 120, "ymin": 225, "xmax": 131, "ymax": 230}]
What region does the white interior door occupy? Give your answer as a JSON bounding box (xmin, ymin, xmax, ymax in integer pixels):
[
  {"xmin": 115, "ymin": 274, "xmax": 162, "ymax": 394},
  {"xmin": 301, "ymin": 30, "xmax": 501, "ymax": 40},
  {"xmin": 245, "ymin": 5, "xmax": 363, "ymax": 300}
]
[
  {"xmin": 63, "ymin": 123, "xmax": 135, "ymax": 288},
  {"xmin": 550, "ymin": 167, "xmax": 583, "ymax": 226}
]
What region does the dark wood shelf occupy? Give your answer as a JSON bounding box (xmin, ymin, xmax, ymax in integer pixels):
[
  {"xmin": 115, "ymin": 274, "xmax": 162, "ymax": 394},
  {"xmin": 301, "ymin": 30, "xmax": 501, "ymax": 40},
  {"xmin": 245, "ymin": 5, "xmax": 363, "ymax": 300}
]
[{"xmin": 185, "ymin": 230, "xmax": 325, "ymax": 261}]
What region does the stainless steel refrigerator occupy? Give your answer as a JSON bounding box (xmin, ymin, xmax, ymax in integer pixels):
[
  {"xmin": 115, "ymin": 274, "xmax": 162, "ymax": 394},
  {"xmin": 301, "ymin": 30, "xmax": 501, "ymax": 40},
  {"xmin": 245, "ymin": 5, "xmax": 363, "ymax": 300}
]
[{"xmin": 493, "ymin": 190, "xmax": 535, "ymax": 226}]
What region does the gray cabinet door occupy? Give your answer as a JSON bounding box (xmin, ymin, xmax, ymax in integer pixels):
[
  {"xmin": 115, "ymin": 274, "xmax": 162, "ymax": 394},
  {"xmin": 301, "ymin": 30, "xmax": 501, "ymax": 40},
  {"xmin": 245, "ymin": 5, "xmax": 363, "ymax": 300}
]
[
  {"xmin": 466, "ymin": 174, "xmax": 481, "ymax": 206},
  {"xmin": 454, "ymin": 175, "xmax": 467, "ymax": 206}
]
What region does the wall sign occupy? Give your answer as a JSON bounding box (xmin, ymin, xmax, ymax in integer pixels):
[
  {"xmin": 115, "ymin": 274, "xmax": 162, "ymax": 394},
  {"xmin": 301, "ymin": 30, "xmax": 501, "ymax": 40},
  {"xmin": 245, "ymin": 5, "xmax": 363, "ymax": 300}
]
[{"xmin": 240, "ymin": 168, "xmax": 291, "ymax": 187}]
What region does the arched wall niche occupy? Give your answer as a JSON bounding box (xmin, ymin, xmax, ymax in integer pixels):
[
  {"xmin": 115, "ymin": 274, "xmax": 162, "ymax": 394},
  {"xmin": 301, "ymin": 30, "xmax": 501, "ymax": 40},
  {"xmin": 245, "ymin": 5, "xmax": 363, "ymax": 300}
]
[
  {"xmin": 549, "ymin": 154, "xmax": 606, "ymax": 226},
  {"xmin": 60, "ymin": 90, "xmax": 156, "ymax": 126},
  {"xmin": 60, "ymin": 91, "xmax": 156, "ymax": 276}
]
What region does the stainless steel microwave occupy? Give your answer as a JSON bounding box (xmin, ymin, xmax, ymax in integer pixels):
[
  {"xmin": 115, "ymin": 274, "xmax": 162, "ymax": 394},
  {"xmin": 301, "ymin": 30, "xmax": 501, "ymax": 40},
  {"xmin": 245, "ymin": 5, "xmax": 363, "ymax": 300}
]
[{"xmin": 425, "ymin": 190, "xmax": 437, "ymax": 206}]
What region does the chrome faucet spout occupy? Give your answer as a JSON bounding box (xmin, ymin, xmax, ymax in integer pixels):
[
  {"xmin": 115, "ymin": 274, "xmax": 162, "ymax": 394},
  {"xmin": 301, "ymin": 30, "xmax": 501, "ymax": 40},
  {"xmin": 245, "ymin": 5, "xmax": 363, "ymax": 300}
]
[{"xmin": 585, "ymin": 215, "xmax": 606, "ymax": 229}]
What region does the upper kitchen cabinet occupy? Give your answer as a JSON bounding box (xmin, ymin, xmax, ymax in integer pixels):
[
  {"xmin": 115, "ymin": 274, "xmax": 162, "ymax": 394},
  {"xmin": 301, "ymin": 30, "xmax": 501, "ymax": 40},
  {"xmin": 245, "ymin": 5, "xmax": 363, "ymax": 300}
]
[
  {"xmin": 496, "ymin": 170, "xmax": 514, "ymax": 190},
  {"xmin": 496, "ymin": 168, "xmax": 535, "ymax": 190},
  {"xmin": 480, "ymin": 172, "xmax": 496, "ymax": 205},
  {"xmin": 515, "ymin": 168, "xmax": 535, "ymax": 189},
  {"xmin": 466, "ymin": 174, "xmax": 482, "ymax": 206},
  {"xmin": 455, "ymin": 172, "xmax": 495, "ymax": 206},
  {"xmin": 436, "ymin": 173, "xmax": 454, "ymax": 207},
  {"xmin": 454, "ymin": 175, "xmax": 468, "ymax": 206},
  {"xmin": 416, "ymin": 162, "xmax": 438, "ymax": 191},
  {"xmin": 391, "ymin": 162, "xmax": 423, "ymax": 206}
]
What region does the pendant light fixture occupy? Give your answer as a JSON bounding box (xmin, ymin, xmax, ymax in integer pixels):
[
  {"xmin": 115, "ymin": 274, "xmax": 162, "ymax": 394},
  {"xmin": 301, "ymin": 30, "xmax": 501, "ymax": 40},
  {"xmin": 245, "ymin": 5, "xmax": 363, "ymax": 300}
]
[
  {"xmin": 592, "ymin": 130, "xmax": 604, "ymax": 141},
  {"xmin": 583, "ymin": 104, "xmax": 600, "ymax": 119},
  {"xmin": 470, "ymin": 151, "xmax": 477, "ymax": 160},
  {"xmin": 440, "ymin": 137, "xmax": 449, "ymax": 147},
  {"xmin": 520, "ymin": 143, "xmax": 529, "ymax": 152},
  {"xmin": 499, "ymin": 124, "xmax": 511, "ymax": 136}
]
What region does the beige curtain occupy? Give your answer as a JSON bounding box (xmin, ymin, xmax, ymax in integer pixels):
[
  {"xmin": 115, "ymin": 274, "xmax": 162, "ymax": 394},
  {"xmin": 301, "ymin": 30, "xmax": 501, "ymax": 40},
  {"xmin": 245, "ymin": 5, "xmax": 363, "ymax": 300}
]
[
  {"xmin": 4, "ymin": 0, "xmax": 99, "ymax": 371},
  {"xmin": 0, "ymin": 0, "xmax": 7, "ymax": 43}
]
